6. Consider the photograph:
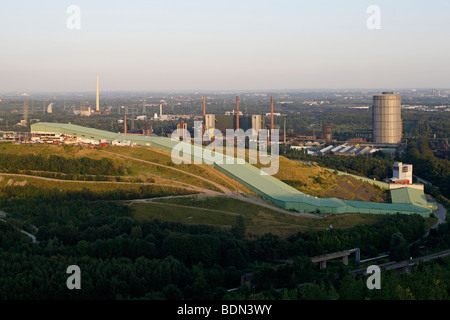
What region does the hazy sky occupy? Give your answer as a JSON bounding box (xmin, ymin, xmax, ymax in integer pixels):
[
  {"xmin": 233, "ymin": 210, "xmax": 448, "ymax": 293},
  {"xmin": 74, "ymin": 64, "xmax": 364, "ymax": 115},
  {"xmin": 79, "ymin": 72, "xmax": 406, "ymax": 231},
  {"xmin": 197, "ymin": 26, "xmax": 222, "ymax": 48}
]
[{"xmin": 1, "ymin": 0, "xmax": 450, "ymax": 92}]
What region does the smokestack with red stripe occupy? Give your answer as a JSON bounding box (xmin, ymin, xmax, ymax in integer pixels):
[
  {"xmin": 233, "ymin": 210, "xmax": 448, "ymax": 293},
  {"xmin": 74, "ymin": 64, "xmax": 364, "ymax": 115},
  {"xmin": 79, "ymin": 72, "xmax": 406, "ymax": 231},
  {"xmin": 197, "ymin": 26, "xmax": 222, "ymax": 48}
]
[
  {"xmin": 202, "ymin": 96, "xmax": 206, "ymax": 118},
  {"xmin": 202, "ymin": 96, "xmax": 206, "ymax": 133}
]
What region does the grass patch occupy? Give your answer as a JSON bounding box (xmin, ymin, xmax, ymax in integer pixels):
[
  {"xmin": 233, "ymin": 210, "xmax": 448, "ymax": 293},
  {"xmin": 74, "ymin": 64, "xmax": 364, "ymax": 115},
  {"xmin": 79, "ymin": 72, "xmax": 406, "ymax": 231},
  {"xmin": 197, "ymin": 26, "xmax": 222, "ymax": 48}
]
[{"xmin": 254, "ymin": 156, "xmax": 387, "ymax": 202}]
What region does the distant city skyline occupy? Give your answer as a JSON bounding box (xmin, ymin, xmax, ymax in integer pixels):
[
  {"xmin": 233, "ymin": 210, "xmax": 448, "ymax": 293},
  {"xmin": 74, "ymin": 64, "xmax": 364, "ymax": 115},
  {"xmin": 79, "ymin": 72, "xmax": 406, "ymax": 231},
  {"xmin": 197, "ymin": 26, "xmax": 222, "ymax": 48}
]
[{"xmin": 1, "ymin": 0, "xmax": 450, "ymax": 92}]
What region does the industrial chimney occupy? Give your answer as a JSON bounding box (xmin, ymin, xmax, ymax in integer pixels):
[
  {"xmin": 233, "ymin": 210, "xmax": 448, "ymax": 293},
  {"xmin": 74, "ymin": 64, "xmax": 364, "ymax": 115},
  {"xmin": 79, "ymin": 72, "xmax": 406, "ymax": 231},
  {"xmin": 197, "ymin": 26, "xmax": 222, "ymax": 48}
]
[
  {"xmin": 96, "ymin": 74, "xmax": 99, "ymax": 112},
  {"xmin": 271, "ymin": 96, "xmax": 274, "ymax": 131},
  {"xmin": 236, "ymin": 96, "xmax": 239, "ymax": 130},
  {"xmin": 202, "ymin": 96, "xmax": 206, "ymax": 118}
]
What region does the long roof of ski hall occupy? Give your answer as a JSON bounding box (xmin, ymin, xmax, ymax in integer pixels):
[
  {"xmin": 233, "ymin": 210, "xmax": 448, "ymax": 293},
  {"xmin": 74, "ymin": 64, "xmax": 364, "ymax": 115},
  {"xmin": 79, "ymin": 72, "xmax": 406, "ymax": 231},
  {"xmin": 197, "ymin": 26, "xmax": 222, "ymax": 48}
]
[{"xmin": 31, "ymin": 122, "xmax": 434, "ymax": 217}]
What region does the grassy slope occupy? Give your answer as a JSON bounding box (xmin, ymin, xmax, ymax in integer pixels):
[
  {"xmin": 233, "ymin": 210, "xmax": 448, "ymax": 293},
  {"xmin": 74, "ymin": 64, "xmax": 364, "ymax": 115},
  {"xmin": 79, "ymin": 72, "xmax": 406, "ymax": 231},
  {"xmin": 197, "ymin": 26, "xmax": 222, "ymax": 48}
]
[
  {"xmin": 130, "ymin": 196, "xmax": 384, "ymax": 238},
  {"xmin": 0, "ymin": 143, "xmax": 251, "ymax": 194},
  {"xmin": 268, "ymin": 156, "xmax": 387, "ymax": 202}
]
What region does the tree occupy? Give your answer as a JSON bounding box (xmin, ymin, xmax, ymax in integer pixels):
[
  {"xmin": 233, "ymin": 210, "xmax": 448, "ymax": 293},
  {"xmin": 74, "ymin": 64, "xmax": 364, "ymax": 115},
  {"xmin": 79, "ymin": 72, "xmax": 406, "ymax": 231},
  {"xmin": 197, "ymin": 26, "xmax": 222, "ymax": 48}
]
[
  {"xmin": 163, "ymin": 284, "xmax": 183, "ymax": 300},
  {"xmin": 131, "ymin": 226, "xmax": 143, "ymax": 239},
  {"xmin": 389, "ymin": 232, "xmax": 409, "ymax": 262},
  {"xmin": 301, "ymin": 282, "xmax": 339, "ymax": 300},
  {"xmin": 338, "ymin": 276, "xmax": 367, "ymax": 300},
  {"xmin": 231, "ymin": 215, "xmax": 246, "ymax": 240},
  {"xmin": 76, "ymin": 240, "xmax": 89, "ymax": 256}
]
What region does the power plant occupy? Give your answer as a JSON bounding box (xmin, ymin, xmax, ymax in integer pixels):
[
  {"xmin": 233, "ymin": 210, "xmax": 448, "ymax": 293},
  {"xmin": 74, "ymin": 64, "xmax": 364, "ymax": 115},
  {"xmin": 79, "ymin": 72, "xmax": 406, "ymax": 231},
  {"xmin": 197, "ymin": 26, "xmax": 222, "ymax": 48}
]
[
  {"xmin": 202, "ymin": 96, "xmax": 278, "ymax": 139},
  {"xmin": 372, "ymin": 92, "xmax": 402, "ymax": 144}
]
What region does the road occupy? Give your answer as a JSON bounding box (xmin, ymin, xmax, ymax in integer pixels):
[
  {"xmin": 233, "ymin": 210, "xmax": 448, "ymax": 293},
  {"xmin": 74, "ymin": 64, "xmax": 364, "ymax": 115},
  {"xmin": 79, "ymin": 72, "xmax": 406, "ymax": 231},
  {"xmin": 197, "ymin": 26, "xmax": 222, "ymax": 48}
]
[
  {"xmin": 426, "ymin": 195, "xmax": 447, "ymax": 234},
  {"xmin": 0, "ymin": 210, "xmax": 39, "ymax": 244},
  {"xmin": 434, "ymin": 201, "xmax": 447, "ymax": 226}
]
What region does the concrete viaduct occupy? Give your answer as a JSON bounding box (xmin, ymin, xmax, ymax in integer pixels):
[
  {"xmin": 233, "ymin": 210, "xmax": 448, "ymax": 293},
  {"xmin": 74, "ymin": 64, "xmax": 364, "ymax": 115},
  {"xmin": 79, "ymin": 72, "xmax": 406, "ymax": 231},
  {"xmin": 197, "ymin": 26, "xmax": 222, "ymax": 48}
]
[{"xmin": 311, "ymin": 248, "xmax": 360, "ymax": 269}]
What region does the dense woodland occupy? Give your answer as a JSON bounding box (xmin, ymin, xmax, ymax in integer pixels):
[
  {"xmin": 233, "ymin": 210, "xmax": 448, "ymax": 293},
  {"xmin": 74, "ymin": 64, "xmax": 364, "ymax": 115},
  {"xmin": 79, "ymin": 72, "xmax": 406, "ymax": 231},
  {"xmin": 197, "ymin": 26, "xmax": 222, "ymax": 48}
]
[
  {"xmin": 401, "ymin": 135, "xmax": 450, "ymax": 198},
  {"xmin": 0, "ymin": 181, "xmax": 449, "ymax": 299}
]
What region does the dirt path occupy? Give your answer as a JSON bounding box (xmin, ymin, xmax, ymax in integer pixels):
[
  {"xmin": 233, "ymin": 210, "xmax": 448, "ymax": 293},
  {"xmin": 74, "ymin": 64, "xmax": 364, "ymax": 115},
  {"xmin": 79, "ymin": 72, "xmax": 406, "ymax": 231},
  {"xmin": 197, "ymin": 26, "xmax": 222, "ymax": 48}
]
[
  {"xmin": 130, "ymin": 192, "xmax": 317, "ymax": 219},
  {"xmin": 130, "ymin": 197, "xmax": 314, "ymax": 228},
  {"xmin": 0, "ymin": 172, "xmax": 217, "ymax": 194},
  {"xmin": 99, "ymin": 150, "xmax": 233, "ymax": 194}
]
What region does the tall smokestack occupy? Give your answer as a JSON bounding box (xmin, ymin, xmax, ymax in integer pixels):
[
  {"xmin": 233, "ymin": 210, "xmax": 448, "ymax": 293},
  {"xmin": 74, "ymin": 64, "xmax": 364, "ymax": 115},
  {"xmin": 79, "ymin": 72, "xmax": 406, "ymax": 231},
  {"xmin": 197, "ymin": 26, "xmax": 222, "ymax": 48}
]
[
  {"xmin": 124, "ymin": 115, "xmax": 127, "ymax": 134},
  {"xmin": 271, "ymin": 96, "xmax": 274, "ymax": 131},
  {"xmin": 160, "ymin": 101, "xmax": 163, "ymax": 117},
  {"xmin": 23, "ymin": 100, "xmax": 28, "ymax": 124},
  {"xmin": 96, "ymin": 74, "xmax": 99, "ymax": 112},
  {"xmin": 202, "ymin": 96, "xmax": 206, "ymax": 133},
  {"xmin": 236, "ymin": 96, "xmax": 239, "ymax": 130},
  {"xmin": 202, "ymin": 96, "xmax": 206, "ymax": 118}
]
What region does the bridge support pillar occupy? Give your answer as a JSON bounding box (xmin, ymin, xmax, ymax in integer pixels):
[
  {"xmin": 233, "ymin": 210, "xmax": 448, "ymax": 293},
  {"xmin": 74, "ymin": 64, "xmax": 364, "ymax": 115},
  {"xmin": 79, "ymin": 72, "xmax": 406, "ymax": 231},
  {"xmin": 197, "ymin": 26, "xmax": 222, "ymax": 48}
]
[
  {"xmin": 319, "ymin": 261, "xmax": 326, "ymax": 269},
  {"xmin": 343, "ymin": 256, "xmax": 348, "ymax": 266}
]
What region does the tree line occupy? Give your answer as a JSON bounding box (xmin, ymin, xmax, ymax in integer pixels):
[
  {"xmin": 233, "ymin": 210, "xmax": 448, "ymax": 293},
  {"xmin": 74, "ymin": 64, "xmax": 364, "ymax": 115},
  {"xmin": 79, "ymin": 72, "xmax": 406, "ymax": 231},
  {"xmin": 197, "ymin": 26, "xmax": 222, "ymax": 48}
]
[{"xmin": 0, "ymin": 153, "xmax": 128, "ymax": 177}]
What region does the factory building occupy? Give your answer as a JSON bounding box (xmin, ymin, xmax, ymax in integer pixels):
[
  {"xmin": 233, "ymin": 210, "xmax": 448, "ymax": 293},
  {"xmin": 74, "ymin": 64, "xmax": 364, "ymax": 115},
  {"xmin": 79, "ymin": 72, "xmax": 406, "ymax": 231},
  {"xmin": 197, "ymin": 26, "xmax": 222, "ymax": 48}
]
[
  {"xmin": 202, "ymin": 96, "xmax": 271, "ymax": 138},
  {"xmin": 391, "ymin": 162, "xmax": 413, "ymax": 184},
  {"xmin": 73, "ymin": 106, "xmax": 92, "ymax": 116},
  {"xmin": 204, "ymin": 114, "xmax": 263, "ymax": 136}
]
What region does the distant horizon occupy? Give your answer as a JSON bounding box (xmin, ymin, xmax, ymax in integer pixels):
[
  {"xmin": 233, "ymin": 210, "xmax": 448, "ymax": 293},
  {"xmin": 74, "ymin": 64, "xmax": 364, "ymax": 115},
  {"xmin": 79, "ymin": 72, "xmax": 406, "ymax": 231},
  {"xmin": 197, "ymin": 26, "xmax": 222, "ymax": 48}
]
[{"xmin": 1, "ymin": 87, "xmax": 448, "ymax": 96}]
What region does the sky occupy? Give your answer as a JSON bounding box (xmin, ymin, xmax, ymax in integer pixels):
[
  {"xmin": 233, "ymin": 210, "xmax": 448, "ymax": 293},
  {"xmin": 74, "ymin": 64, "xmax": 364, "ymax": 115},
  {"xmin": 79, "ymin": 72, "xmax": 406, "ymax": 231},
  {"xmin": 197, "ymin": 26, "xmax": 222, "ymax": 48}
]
[{"xmin": 1, "ymin": 0, "xmax": 450, "ymax": 92}]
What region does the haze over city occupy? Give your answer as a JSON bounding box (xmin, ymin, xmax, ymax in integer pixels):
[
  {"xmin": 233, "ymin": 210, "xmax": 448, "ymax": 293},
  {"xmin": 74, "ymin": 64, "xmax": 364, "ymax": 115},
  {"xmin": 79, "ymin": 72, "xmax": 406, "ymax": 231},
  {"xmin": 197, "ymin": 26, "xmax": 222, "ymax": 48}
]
[{"xmin": 1, "ymin": 0, "xmax": 450, "ymax": 92}]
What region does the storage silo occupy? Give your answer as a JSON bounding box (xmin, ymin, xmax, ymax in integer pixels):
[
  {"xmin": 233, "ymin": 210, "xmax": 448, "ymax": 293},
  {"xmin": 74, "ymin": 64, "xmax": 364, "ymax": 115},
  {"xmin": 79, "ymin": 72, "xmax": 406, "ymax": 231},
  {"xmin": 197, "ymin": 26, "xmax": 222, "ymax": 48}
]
[
  {"xmin": 251, "ymin": 115, "xmax": 262, "ymax": 134},
  {"xmin": 372, "ymin": 92, "xmax": 402, "ymax": 144}
]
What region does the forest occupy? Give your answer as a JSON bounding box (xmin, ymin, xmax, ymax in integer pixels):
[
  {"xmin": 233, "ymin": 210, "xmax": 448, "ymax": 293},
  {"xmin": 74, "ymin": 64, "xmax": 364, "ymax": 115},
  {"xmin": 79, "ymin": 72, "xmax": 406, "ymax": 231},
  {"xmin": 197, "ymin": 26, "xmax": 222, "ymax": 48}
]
[
  {"xmin": 0, "ymin": 180, "xmax": 449, "ymax": 300},
  {"xmin": 401, "ymin": 134, "xmax": 450, "ymax": 198}
]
